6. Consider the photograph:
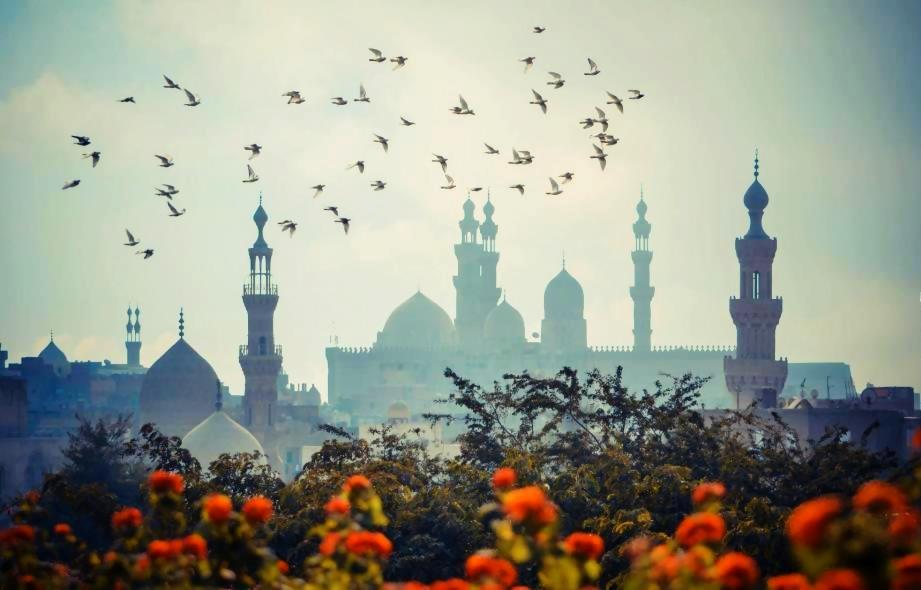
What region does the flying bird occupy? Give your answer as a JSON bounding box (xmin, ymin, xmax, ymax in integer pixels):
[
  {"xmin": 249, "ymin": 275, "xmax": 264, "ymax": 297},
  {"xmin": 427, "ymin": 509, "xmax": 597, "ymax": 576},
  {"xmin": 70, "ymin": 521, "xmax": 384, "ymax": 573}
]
[
  {"xmin": 167, "ymin": 202, "xmax": 186, "ymax": 217},
  {"xmin": 62, "ymin": 180, "xmax": 80, "ymax": 190},
  {"xmin": 469, "ymin": 187, "xmax": 483, "ymax": 193},
  {"xmin": 324, "ymin": 206, "xmax": 339, "ymax": 216},
  {"xmin": 509, "ymin": 184, "xmax": 525, "ymax": 195},
  {"xmin": 593, "ymin": 107, "xmax": 609, "ymax": 132},
  {"xmin": 331, "ymin": 96, "xmax": 348, "ymax": 106},
  {"xmin": 441, "ymin": 175, "xmax": 456, "ymax": 190},
  {"xmin": 547, "ymin": 72, "xmax": 565, "ymax": 89},
  {"xmin": 335, "ymin": 217, "xmax": 351, "ymax": 234},
  {"xmin": 347, "ymin": 161, "xmax": 365, "ymax": 173},
  {"xmin": 800, "ymin": 378, "xmax": 807, "ymax": 389},
  {"xmin": 83, "ymin": 151, "xmax": 101, "ymax": 167},
  {"xmin": 530, "ymin": 89, "xmax": 548, "ymax": 114},
  {"xmin": 243, "ymin": 164, "xmax": 259, "ymax": 183},
  {"xmin": 244, "ymin": 144, "xmax": 262, "ymax": 159},
  {"xmin": 368, "ymin": 48, "xmax": 386, "ymax": 63},
  {"xmin": 371, "ymin": 180, "xmax": 387, "ymax": 191},
  {"xmin": 520, "ymin": 56, "xmax": 536, "ymax": 73},
  {"xmin": 154, "ymin": 154, "xmax": 174, "ymax": 168},
  {"xmin": 162, "ymin": 75, "xmax": 180, "ymax": 89},
  {"xmin": 452, "ymin": 95, "xmax": 474, "ymax": 115},
  {"xmin": 311, "ymin": 184, "xmax": 325, "ymax": 198},
  {"xmin": 390, "ymin": 55, "xmax": 408, "ymax": 69},
  {"xmin": 118, "ymin": 97, "xmax": 136, "ymax": 103},
  {"xmin": 533, "ymin": 26, "xmax": 546, "ymax": 33},
  {"xmin": 590, "ymin": 144, "xmax": 607, "ymax": 170},
  {"xmin": 432, "ymin": 154, "xmax": 448, "ymax": 172},
  {"xmin": 372, "ymin": 134, "xmax": 389, "ymax": 152},
  {"xmin": 282, "ymin": 90, "xmax": 305, "ymax": 104},
  {"xmin": 579, "ymin": 117, "xmax": 595, "ymax": 129},
  {"xmin": 124, "ymin": 229, "xmax": 140, "ymax": 246},
  {"xmin": 484, "ymin": 143, "xmax": 499, "ymax": 155},
  {"xmin": 599, "ymin": 134, "xmax": 620, "ymax": 146},
  {"xmin": 584, "ymin": 58, "xmax": 600, "ymax": 76},
  {"xmin": 355, "ymin": 84, "xmax": 370, "ymax": 103},
  {"xmin": 182, "ymin": 88, "xmax": 200, "ymax": 106},
  {"xmin": 545, "ymin": 177, "xmax": 562, "ymax": 196},
  {"xmin": 400, "ymin": 116, "xmax": 415, "ymax": 126},
  {"xmin": 278, "ymin": 220, "xmax": 298, "ymax": 236},
  {"xmin": 136, "ymin": 249, "xmax": 154, "ymax": 259},
  {"xmin": 605, "ymin": 91, "xmax": 624, "ymax": 113},
  {"xmin": 559, "ymin": 172, "xmax": 575, "ymax": 184},
  {"xmin": 508, "ymin": 149, "xmax": 524, "ymax": 165},
  {"xmin": 628, "ymin": 89, "xmax": 646, "ymax": 99},
  {"xmin": 509, "ymin": 149, "xmax": 534, "ymax": 165},
  {"xmin": 155, "ymin": 184, "xmax": 179, "ymax": 198},
  {"xmin": 71, "ymin": 135, "xmax": 91, "ymax": 146}
]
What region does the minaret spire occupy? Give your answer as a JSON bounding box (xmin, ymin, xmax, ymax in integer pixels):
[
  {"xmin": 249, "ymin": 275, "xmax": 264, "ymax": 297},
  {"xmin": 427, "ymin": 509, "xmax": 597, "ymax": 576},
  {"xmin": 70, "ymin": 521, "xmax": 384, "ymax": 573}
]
[
  {"xmin": 630, "ymin": 187, "xmax": 654, "ymax": 353},
  {"xmin": 178, "ymin": 308, "xmax": 185, "ymax": 339},
  {"xmin": 753, "ymin": 148, "xmax": 759, "ymax": 179}
]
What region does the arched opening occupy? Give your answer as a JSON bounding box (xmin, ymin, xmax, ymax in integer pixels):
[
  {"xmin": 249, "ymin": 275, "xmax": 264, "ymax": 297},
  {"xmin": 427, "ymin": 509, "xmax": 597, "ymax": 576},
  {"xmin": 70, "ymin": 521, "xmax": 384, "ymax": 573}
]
[{"xmin": 752, "ymin": 271, "xmax": 761, "ymax": 300}]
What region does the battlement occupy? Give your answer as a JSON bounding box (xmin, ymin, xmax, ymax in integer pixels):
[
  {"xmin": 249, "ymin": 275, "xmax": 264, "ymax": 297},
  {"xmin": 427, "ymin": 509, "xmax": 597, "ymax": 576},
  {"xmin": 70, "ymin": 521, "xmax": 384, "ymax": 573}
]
[{"xmin": 589, "ymin": 344, "xmax": 735, "ymax": 354}]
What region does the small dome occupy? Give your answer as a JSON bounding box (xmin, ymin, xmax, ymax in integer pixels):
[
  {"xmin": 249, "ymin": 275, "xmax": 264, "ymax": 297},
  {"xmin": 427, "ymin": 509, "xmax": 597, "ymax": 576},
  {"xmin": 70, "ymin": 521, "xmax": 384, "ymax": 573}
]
[
  {"xmin": 544, "ymin": 268, "xmax": 584, "ymax": 319},
  {"xmin": 483, "ymin": 198, "xmax": 494, "ymax": 216},
  {"xmin": 743, "ymin": 179, "xmax": 769, "ymax": 212},
  {"xmin": 377, "ymin": 291, "xmax": 455, "ymax": 349},
  {"xmin": 387, "ymin": 401, "xmax": 410, "ymax": 421},
  {"xmin": 183, "ymin": 410, "xmax": 265, "ymax": 469},
  {"xmin": 253, "ymin": 204, "xmax": 268, "ymax": 227},
  {"xmin": 484, "ymin": 299, "xmax": 526, "ymax": 348},
  {"xmin": 305, "ymin": 384, "xmax": 321, "ymax": 406},
  {"xmin": 636, "ymin": 197, "xmax": 647, "ymax": 216},
  {"xmin": 39, "ymin": 339, "xmax": 70, "ymax": 376},
  {"xmin": 463, "ymin": 198, "xmax": 475, "ymax": 214}
]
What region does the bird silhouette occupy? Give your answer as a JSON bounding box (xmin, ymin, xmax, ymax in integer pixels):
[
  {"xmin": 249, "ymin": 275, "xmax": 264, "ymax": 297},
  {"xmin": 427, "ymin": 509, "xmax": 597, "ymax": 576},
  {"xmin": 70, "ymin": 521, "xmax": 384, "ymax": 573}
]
[
  {"xmin": 510, "ymin": 184, "xmax": 525, "ymax": 195},
  {"xmin": 520, "ymin": 57, "xmax": 536, "ymax": 73},
  {"xmin": 579, "ymin": 117, "xmax": 595, "ymax": 129},
  {"xmin": 590, "ymin": 144, "xmax": 608, "ymax": 170},
  {"xmin": 355, "ymin": 84, "xmax": 370, "ymax": 102},
  {"xmin": 136, "ymin": 249, "xmax": 154, "ymax": 259},
  {"xmin": 453, "ymin": 95, "xmax": 474, "ymax": 115},
  {"xmin": 593, "ymin": 107, "xmax": 609, "ymax": 131},
  {"xmin": 335, "ymin": 217, "xmax": 351, "ymax": 234},
  {"xmin": 162, "ymin": 75, "xmax": 180, "ymax": 89},
  {"xmin": 118, "ymin": 97, "xmax": 136, "ymax": 103},
  {"xmin": 244, "ymin": 144, "xmax": 262, "ymax": 159},
  {"xmin": 547, "ymin": 72, "xmax": 565, "ymax": 89},
  {"xmin": 347, "ymin": 161, "xmax": 365, "ymax": 173},
  {"xmin": 71, "ymin": 135, "xmax": 91, "ymax": 146},
  {"xmin": 584, "ymin": 58, "xmax": 600, "ymax": 75},
  {"xmin": 400, "ymin": 116, "xmax": 415, "ymax": 126},
  {"xmin": 545, "ymin": 177, "xmax": 562, "ymax": 195},
  {"xmin": 124, "ymin": 229, "xmax": 140, "ymax": 246},
  {"xmin": 533, "ymin": 26, "xmax": 546, "ymax": 33},
  {"xmin": 605, "ymin": 91, "xmax": 624, "ymax": 113},
  {"xmin": 311, "ymin": 184, "xmax": 325, "ymax": 198},
  {"xmin": 278, "ymin": 220, "xmax": 298, "ymax": 236},
  {"xmin": 282, "ymin": 90, "xmax": 305, "ymax": 104},
  {"xmin": 242, "ymin": 164, "xmax": 259, "ymax": 183},
  {"xmin": 167, "ymin": 202, "xmax": 186, "ymax": 217},
  {"xmin": 484, "ymin": 143, "xmax": 499, "ymax": 155},
  {"xmin": 390, "ymin": 56, "xmax": 408, "ymax": 69},
  {"xmin": 154, "ymin": 154, "xmax": 174, "ymax": 168},
  {"xmin": 324, "ymin": 206, "xmax": 339, "ymax": 216},
  {"xmin": 530, "ymin": 89, "xmax": 548, "ymax": 114},
  {"xmin": 628, "ymin": 89, "xmax": 645, "ymax": 99},
  {"xmin": 432, "ymin": 154, "xmax": 448, "ymax": 172},
  {"xmin": 331, "ymin": 97, "xmax": 348, "ymax": 106},
  {"xmin": 441, "ymin": 175, "xmax": 456, "ymax": 190},
  {"xmin": 83, "ymin": 152, "xmax": 101, "ymax": 167},
  {"xmin": 559, "ymin": 172, "xmax": 575, "ymax": 184},
  {"xmin": 155, "ymin": 184, "xmax": 179, "ymax": 198},
  {"xmin": 371, "ymin": 180, "xmax": 387, "ymax": 191},
  {"xmin": 182, "ymin": 88, "xmax": 200, "ymax": 106},
  {"xmin": 62, "ymin": 180, "xmax": 80, "ymax": 190},
  {"xmin": 372, "ymin": 134, "xmax": 389, "ymax": 152},
  {"xmin": 368, "ymin": 48, "xmax": 386, "ymax": 63}
]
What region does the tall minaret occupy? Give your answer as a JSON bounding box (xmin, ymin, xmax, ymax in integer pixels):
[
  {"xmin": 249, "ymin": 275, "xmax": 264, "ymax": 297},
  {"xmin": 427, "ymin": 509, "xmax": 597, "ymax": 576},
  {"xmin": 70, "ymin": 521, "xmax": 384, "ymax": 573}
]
[
  {"xmin": 477, "ymin": 194, "xmax": 501, "ymax": 330},
  {"xmin": 630, "ymin": 189, "xmax": 654, "ymax": 354},
  {"xmin": 724, "ymin": 152, "xmax": 788, "ymax": 408},
  {"xmin": 240, "ymin": 196, "xmax": 283, "ymax": 443},
  {"xmin": 454, "ymin": 196, "xmax": 483, "ymax": 347},
  {"xmin": 125, "ymin": 306, "xmax": 142, "ymax": 367}
]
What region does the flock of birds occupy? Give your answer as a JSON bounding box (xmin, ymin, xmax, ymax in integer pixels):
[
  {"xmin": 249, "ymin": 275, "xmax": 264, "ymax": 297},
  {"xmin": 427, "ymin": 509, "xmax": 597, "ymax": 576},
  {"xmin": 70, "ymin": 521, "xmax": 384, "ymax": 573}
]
[{"xmin": 61, "ymin": 26, "xmax": 645, "ymax": 260}]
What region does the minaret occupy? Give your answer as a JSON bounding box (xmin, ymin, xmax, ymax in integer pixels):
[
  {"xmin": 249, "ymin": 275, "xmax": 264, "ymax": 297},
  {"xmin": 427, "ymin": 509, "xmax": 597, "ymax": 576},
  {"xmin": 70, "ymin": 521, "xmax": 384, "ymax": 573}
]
[
  {"xmin": 125, "ymin": 306, "xmax": 142, "ymax": 367},
  {"xmin": 239, "ymin": 195, "xmax": 283, "ymax": 443},
  {"xmin": 630, "ymin": 188, "xmax": 654, "ymax": 354},
  {"xmin": 724, "ymin": 151, "xmax": 788, "ymax": 408},
  {"xmin": 454, "ymin": 196, "xmax": 484, "ymax": 347},
  {"xmin": 477, "ymin": 193, "xmax": 502, "ymax": 331}
]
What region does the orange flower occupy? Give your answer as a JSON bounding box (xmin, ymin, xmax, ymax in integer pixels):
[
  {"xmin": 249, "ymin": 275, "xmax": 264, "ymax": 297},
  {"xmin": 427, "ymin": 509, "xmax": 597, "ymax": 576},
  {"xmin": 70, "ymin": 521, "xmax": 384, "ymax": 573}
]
[
  {"xmin": 492, "ymin": 467, "xmax": 517, "ymax": 490},
  {"xmin": 714, "ymin": 552, "xmax": 759, "ymax": 590},
  {"xmin": 432, "ymin": 579, "xmax": 470, "ymax": 590},
  {"xmin": 277, "ymin": 559, "xmax": 290, "ymax": 575},
  {"xmin": 53, "ymin": 523, "xmax": 72, "ymax": 537},
  {"xmin": 814, "ymin": 569, "xmax": 864, "ymax": 590},
  {"xmin": 345, "ymin": 530, "xmax": 393, "ymax": 558},
  {"xmin": 465, "ymin": 554, "xmax": 518, "ymax": 586},
  {"xmin": 890, "ymin": 510, "xmax": 921, "ymax": 546},
  {"xmin": 893, "ymin": 554, "xmax": 921, "ymax": 590},
  {"xmin": 147, "ymin": 539, "xmax": 180, "ymax": 560},
  {"xmin": 650, "ymin": 554, "xmax": 680, "ymax": 584},
  {"xmin": 325, "ymin": 496, "xmax": 351, "ymax": 515},
  {"xmin": 682, "ymin": 545, "xmax": 715, "ymax": 579},
  {"xmin": 112, "ymin": 507, "xmax": 143, "ymax": 529},
  {"xmin": 852, "ymin": 480, "xmax": 907, "ymax": 515},
  {"xmin": 319, "ymin": 532, "xmax": 341, "ymax": 556},
  {"xmin": 182, "ymin": 534, "xmax": 207, "ymax": 560},
  {"xmin": 767, "ymin": 573, "xmax": 812, "ymax": 590},
  {"xmin": 563, "ymin": 532, "xmax": 605, "ymax": 560},
  {"xmin": 0, "ymin": 525, "xmax": 35, "ymax": 546},
  {"xmin": 786, "ymin": 496, "xmax": 843, "ymax": 547},
  {"xmin": 692, "ymin": 482, "xmax": 727, "ymax": 506},
  {"xmin": 344, "ymin": 474, "xmax": 372, "ymax": 492},
  {"xmin": 242, "ymin": 496, "xmax": 273, "ymax": 525},
  {"xmin": 203, "ymin": 493, "xmax": 233, "ymax": 524},
  {"xmin": 502, "ymin": 486, "xmax": 557, "ymax": 525},
  {"xmin": 148, "ymin": 470, "xmax": 184, "ymax": 494},
  {"xmin": 674, "ymin": 513, "xmax": 726, "ymax": 548}
]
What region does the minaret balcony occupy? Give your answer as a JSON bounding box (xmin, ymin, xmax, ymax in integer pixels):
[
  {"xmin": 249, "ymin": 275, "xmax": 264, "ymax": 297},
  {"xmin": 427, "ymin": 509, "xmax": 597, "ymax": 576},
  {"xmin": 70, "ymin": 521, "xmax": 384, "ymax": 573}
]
[
  {"xmin": 239, "ymin": 344, "xmax": 283, "ymax": 359},
  {"xmin": 243, "ymin": 284, "xmax": 278, "ymax": 296}
]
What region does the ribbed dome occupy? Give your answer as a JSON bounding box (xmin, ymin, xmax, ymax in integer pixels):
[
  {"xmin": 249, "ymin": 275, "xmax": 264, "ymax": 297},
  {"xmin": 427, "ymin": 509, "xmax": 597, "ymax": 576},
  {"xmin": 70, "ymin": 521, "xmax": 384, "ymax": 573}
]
[
  {"xmin": 743, "ymin": 179, "xmax": 769, "ymax": 211},
  {"xmin": 139, "ymin": 338, "xmax": 219, "ymax": 437},
  {"xmin": 38, "ymin": 340, "xmax": 69, "ymax": 376},
  {"xmin": 183, "ymin": 410, "xmax": 265, "ymax": 470},
  {"xmin": 484, "ymin": 299, "xmax": 526, "ymax": 348},
  {"xmin": 377, "ymin": 292, "xmax": 455, "ymax": 349},
  {"xmin": 544, "ymin": 268, "xmax": 584, "ymax": 319},
  {"xmin": 305, "ymin": 384, "xmax": 321, "ymax": 406}
]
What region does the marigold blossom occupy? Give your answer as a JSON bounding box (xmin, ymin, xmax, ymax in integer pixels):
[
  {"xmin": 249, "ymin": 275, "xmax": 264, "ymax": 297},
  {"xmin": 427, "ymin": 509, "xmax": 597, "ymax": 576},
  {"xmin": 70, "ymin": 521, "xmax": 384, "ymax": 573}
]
[
  {"xmin": 714, "ymin": 552, "xmax": 759, "ymax": 590},
  {"xmin": 502, "ymin": 485, "xmax": 557, "ymax": 525},
  {"xmin": 112, "ymin": 507, "xmax": 143, "ymax": 529},
  {"xmin": 147, "ymin": 470, "xmax": 184, "ymax": 494},
  {"xmin": 786, "ymin": 496, "xmax": 843, "ymax": 547},
  {"xmin": 563, "ymin": 532, "xmax": 605, "ymax": 560},
  {"xmin": 277, "ymin": 559, "xmax": 290, "ymax": 575},
  {"xmin": 465, "ymin": 554, "xmax": 518, "ymax": 586},
  {"xmin": 767, "ymin": 573, "xmax": 812, "ymax": 590},
  {"xmin": 0, "ymin": 525, "xmax": 35, "ymax": 546},
  {"xmin": 344, "ymin": 474, "xmax": 372, "ymax": 492},
  {"xmin": 319, "ymin": 532, "xmax": 341, "ymax": 556},
  {"xmin": 182, "ymin": 533, "xmax": 207, "ymax": 560},
  {"xmin": 492, "ymin": 467, "xmax": 517, "ymax": 490},
  {"xmin": 814, "ymin": 569, "xmax": 865, "ymax": 590},
  {"xmin": 852, "ymin": 480, "xmax": 908, "ymax": 515},
  {"xmin": 325, "ymin": 496, "xmax": 351, "ymax": 515},
  {"xmin": 890, "ymin": 510, "xmax": 921, "ymax": 546},
  {"xmin": 242, "ymin": 495, "xmax": 273, "ymax": 525},
  {"xmin": 147, "ymin": 539, "xmax": 179, "ymax": 560},
  {"xmin": 203, "ymin": 493, "xmax": 233, "ymax": 524},
  {"xmin": 692, "ymin": 482, "xmax": 727, "ymax": 506},
  {"xmin": 53, "ymin": 523, "xmax": 72, "ymax": 537},
  {"xmin": 675, "ymin": 513, "xmax": 726, "ymax": 548},
  {"xmin": 345, "ymin": 530, "xmax": 393, "ymax": 558}
]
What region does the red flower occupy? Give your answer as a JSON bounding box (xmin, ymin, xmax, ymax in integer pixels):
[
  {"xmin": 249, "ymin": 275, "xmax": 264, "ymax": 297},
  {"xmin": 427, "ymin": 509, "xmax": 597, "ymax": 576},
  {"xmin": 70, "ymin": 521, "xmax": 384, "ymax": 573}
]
[
  {"xmin": 767, "ymin": 573, "xmax": 812, "ymax": 590},
  {"xmin": 0, "ymin": 525, "xmax": 35, "ymax": 546},
  {"xmin": 890, "ymin": 510, "xmax": 921, "ymax": 546},
  {"xmin": 325, "ymin": 496, "xmax": 351, "ymax": 515},
  {"xmin": 242, "ymin": 496, "xmax": 273, "ymax": 525},
  {"xmin": 465, "ymin": 553, "xmax": 518, "ymax": 586},
  {"xmin": 786, "ymin": 496, "xmax": 843, "ymax": 547},
  {"xmin": 182, "ymin": 534, "xmax": 207, "ymax": 560},
  {"xmin": 345, "ymin": 530, "xmax": 393, "ymax": 558},
  {"xmin": 562, "ymin": 532, "xmax": 605, "ymax": 560},
  {"xmin": 203, "ymin": 493, "xmax": 233, "ymax": 524},
  {"xmin": 814, "ymin": 569, "xmax": 864, "ymax": 590},
  {"xmin": 147, "ymin": 539, "xmax": 180, "ymax": 560},
  {"xmin": 277, "ymin": 559, "xmax": 290, "ymax": 575},
  {"xmin": 148, "ymin": 470, "xmax": 184, "ymax": 495},
  {"xmin": 492, "ymin": 467, "xmax": 517, "ymax": 490},
  {"xmin": 502, "ymin": 486, "xmax": 557, "ymax": 525},
  {"xmin": 112, "ymin": 507, "xmax": 143, "ymax": 530},
  {"xmin": 319, "ymin": 532, "xmax": 341, "ymax": 556},
  {"xmin": 692, "ymin": 482, "xmax": 727, "ymax": 506},
  {"xmin": 53, "ymin": 523, "xmax": 72, "ymax": 537},
  {"xmin": 893, "ymin": 554, "xmax": 921, "ymax": 590},
  {"xmin": 714, "ymin": 552, "xmax": 759, "ymax": 590},
  {"xmin": 344, "ymin": 474, "xmax": 372, "ymax": 492},
  {"xmin": 674, "ymin": 513, "xmax": 726, "ymax": 548},
  {"xmin": 431, "ymin": 579, "xmax": 470, "ymax": 590},
  {"xmin": 852, "ymin": 480, "xmax": 907, "ymax": 515}
]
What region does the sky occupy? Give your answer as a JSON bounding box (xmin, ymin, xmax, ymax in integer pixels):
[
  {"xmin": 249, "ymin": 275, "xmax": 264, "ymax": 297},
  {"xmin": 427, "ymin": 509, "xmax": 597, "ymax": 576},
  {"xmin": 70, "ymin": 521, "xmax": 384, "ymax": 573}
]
[{"xmin": 0, "ymin": 0, "xmax": 919, "ymax": 400}]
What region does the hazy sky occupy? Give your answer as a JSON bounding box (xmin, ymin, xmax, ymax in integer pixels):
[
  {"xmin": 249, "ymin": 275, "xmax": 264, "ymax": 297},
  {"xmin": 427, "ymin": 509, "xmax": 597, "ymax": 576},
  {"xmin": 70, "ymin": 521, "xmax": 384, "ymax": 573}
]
[{"xmin": 1, "ymin": 1, "xmax": 919, "ymax": 399}]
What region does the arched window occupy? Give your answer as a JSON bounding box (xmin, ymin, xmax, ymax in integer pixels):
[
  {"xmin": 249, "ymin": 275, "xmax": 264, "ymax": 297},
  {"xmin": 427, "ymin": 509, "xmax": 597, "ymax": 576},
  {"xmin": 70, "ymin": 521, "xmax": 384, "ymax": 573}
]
[{"xmin": 752, "ymin": 271, "xmax": 761, "ymax": 299}]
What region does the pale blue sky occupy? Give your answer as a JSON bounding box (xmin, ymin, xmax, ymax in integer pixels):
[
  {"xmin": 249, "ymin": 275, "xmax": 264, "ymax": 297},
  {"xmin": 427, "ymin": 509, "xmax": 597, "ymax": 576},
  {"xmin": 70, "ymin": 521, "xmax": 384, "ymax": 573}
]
[{"xmin": 1, "ymin": 1, "xmax": 919, "ymax": 398}]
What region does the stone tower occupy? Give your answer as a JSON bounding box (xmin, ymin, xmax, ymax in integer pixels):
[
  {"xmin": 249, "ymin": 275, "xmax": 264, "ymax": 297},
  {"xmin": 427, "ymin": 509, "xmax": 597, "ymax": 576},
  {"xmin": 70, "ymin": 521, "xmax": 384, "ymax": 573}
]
[
  {"xmin": 630, "ymin": 189, "xmax": 654, "ymax": 354},
  {"xmin": 454, "ymin": 195, "xmax": 500, "ymax": 347},
  {"xmin": 240, "ymin": 196, "xmax": 283, "ymax": 444},
  {"xmin": 125, "ymin": 306, "xmax": 142, "ymax": 367},
  {"xmin": 724, "ymin": 152, "xmax": 788, "ymax": 408}
]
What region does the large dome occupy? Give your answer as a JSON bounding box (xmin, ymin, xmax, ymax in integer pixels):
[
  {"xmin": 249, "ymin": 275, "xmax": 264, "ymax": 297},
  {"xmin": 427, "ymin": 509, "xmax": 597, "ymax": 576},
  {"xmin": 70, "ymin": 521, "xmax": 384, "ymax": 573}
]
[
  {"xmin": 377, "ymin": 291, "xmax": 455, "ymax": 349},
  {"xmin": 139, "ymin": 338, "xmax": 219, "ymax": 438},
  {"xmin": 38, "ymin": 339, "xmax": 70, "ymax": 376},
  {"xmin": 484, "ymin": 299, "xmax": 526, "ymax": 348},
  {"xmin": 183, "ymin": 410, "xmax": 265, "ymax": 470},
  {"xmin": 743, "ymin": 179, "xmax": 769, "ymax": 212},
  {"xmin": 543, "ymin": 268, "xmax": 584, "ymax": 319}
]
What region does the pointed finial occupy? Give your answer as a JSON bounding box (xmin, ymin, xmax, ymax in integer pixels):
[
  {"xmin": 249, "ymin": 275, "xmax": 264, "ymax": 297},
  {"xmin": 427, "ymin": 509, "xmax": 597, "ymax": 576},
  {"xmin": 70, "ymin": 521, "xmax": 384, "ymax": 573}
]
[
  {"xmin": 487, "ymin": 188, "xmax": 491, "ymax": 201},
  {"xmin": 215, "ymin": 379, "xmax": 223, "ymax": 411},
  {"xmin": 178, "ymin": 308, "xmax": 185, "ymax": 339},
  {"xmin": 753, "ymin": 148, "xmax": 759, "ymax": 179},
  {"xmin": 562, "ymin": 251, "xmax": 566, "ymax": 269},
  {"xmin": 50, "ymin": 329, "xmax": 54, "ymax": 343},
  {"xmin": 640, "ymin": 184, "xmax": 644, "ymax": 200},
  {"xmin": 259, "ymin": 191, "xmax": 263, "ymax": 206}
]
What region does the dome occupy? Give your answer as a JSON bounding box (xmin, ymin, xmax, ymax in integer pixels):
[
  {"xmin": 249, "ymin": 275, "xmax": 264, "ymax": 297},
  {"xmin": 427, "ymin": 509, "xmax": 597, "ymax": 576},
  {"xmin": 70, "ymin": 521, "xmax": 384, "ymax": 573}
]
[
  {"xmin": 139, "ymin": 338, "xmax": 220, "ymax": 438},
  {"xmin": 743, "ymin": 179, "xmax": 769, "ymax": 212},
  {"xmin": 183, "ymin": 410, "xmax": 265, "ymax": 469},
  {"xmin": 253, "ymin": 203, "xmax": 268, "ymax": 227},
  {"xmin": 377, "ymin": 291, "xmax": 455, "ymax": 349},
  {"xmin": 387, "ymin": 401, "xmax": 410, "ymax": 422},
  {"xmin": 305, "ymin": 384, "xmax": 321, "ymax": 406},
  {"xmin": 38, "ymin": 339, "xmax": 70, "ymax": 376},
  {"xmin": 462, "ymin": 198, "xmax": 475, "ymax": 214},
  {"xmin": 636, "ymin": 197, "xmax": 647, "ymax": 216},
  {"xmin": 543, "ymin": 268, "xmax": 584, "ymax": 319},
  {"xmin": 484, "ymin": 299, "xmax": 526, "ymax": 348}
]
